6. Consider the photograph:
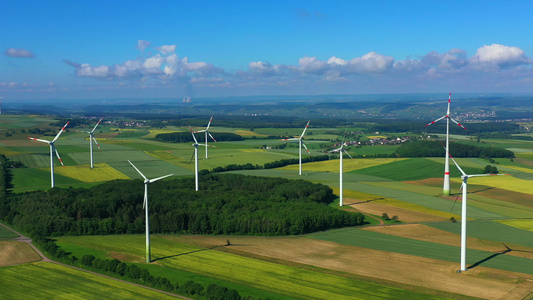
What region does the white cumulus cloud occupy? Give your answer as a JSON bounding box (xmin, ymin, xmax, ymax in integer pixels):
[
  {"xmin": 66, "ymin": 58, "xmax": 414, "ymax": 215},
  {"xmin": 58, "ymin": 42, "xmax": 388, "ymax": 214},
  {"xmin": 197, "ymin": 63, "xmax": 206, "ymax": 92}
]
[
  {"xmin": 471, "ymin": 44, "xmax": 530, "ymax": 69},
  {"xmin": 155, "ymin": 45, "xmax": 177, "ymax": 55}
]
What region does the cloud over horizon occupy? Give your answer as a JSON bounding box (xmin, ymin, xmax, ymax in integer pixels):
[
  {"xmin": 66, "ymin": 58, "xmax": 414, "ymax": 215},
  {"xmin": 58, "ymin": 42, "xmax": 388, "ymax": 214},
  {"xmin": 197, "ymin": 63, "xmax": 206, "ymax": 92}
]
[{"xmin": 58, "ymin": 42, "xmax": 533, "ymax": 96}]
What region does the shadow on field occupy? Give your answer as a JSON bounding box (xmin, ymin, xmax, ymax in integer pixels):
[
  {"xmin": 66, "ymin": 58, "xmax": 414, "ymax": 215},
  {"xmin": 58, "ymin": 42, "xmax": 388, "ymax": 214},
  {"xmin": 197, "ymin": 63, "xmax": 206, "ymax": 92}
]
[
  {"xmin": 468, "ymin": 243, "xmax": 533, "ymax": 270},
  {"xmin": 152, "ymin": 244, "xmax": 227, "ymax": 262},
  {"xmin": 349, "ymin": 197, "xmax": 385, "ymax": 206}
]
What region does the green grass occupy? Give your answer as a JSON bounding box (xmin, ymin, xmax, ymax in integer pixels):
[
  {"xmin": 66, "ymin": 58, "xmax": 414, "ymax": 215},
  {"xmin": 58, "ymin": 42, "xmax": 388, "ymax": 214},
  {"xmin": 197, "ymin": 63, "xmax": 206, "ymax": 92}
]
[
  {"xmin": 9, "ymin": 167, "xmax": 85, "ymax": 191},
  {"xmin": 0, "ymin": 224, "xmax": 19, "ymax": 238},
  {"xmin": 310, "ymin": 228, "xmax": 533, "ymax": 275},
  {"xmin": 0, "ymin": 262, "xmax": 178, "ymax": 299},
  {"xmin": 56, "ymin": 235, "xmax": 446, "ymax": 300},
  {"xmin": 350, "ymin": 158, "xmax": 483, "ymax": 181},
  {"xmin": 427, "ymin": 220, "xmax": 533, "ymax": 248}
]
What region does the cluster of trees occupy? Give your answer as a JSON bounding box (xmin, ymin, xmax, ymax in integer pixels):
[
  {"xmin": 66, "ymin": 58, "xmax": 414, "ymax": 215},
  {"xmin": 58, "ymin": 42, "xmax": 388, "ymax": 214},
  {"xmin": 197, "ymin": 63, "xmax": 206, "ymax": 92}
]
[
  {"xmin": 32, "ymin": 236, "xmax": 246, "ymax": 299},
  {"xmin": 395, "ymin": 141, "xmax": 515, "ymax": 158},
  {"xmin": 155, "ymin": 132, "xmax": 244, "ymax": 143},
  {"xmin": 368, "ymin": 121, "xmax": 522, "ymax": 135},
  {"xmin": 1, "ymin": 174, "xmax": 363, "ymax": 237},
  {"xmin": 263, "ymin": 155, "xmax": 330, "ymax": 169}
]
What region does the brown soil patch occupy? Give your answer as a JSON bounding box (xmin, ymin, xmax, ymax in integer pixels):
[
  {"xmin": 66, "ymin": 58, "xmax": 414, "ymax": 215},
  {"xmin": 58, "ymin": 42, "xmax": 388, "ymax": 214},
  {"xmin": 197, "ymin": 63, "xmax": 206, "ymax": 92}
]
[
  {"xmin": 514, "ymin": 158, "xmax": 533, "ymax": 168},
  {"xmin": 404, "ymin": 178, "xmax": 444, "ymax": 187},
  {"xmin": 0, "ymin": 240, "xmax": 42, "ymax": 266},
  {"xmin": 176, "ymin": 235, "xmax": 533, "ymax": 300},
  {"xmin": 348, "ymin": 200, "xmax": 447, "ymax": 223},
  {"xmin": 362, "ymin": 224, "xmax": 533, "ymax": 259},
  {"xmin": 475, "ymin": 187, "xmax": 533, "ymax": 209},
  {"xmin": 108, "ymin": 251, "xmax": 142, "ymax": 262}
]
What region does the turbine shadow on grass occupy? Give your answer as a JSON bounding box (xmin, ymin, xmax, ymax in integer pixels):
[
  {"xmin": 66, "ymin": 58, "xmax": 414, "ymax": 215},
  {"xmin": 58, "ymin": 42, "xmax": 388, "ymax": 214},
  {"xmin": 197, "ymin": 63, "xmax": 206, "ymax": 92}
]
[
  {"xmin": 468, "ymin": 243, "xmax": 533, "ymax": 270},
  {"xmin": 152, "ymin": 244, "xmax": 227, "ymax": 262},
  {"xmin": 349, "ymin": 198, "xmax": 385, "ymax": 206}
]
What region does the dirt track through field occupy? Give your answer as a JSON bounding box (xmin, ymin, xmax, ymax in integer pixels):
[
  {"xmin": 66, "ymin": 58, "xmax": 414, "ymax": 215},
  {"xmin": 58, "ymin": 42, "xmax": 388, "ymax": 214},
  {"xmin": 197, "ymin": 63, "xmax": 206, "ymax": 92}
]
[{"xmin": 180, "ymin": 235, "xmax": 533, "ymax": 300}]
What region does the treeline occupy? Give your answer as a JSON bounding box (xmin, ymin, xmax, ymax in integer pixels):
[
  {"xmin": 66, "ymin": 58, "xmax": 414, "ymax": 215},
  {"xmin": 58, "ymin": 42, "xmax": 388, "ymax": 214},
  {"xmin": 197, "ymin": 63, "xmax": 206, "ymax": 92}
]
[
  {"xmin": 1, "ymin": 174, "xmax": 363, "ymax": 237},
  {"xmin": 33, "ymin": 236, "xmax": 248, "ymax": 300},
  {"xmin": 263, "ymin": 155, "xmax": 330, "ymax": 169},
  {"xmin": 155, "ymin": 132, "xmax": 244, "ymax": 143},
  {"xmin": 368, "ymin": 121, "xmax": 522, "ymax": 135},
  {"xmin": 395, "ymin": 141, "xmax": 515, "ymax": 158}
]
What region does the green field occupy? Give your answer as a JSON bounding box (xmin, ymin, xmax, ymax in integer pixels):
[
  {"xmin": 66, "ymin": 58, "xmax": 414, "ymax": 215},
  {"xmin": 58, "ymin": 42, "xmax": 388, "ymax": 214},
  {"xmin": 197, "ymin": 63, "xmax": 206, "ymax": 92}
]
[
  {"xmin": 310, "ymin": 228, "xmax": 533, "ymax": 275},
  {"xmin": 349, "ymin": 158, "xmax": 483, "ymax": 181},
  {"xmin": 0, "ymin": 262, "xmax": 178, "ymax": 299},
  {"xmin": 56, "ymin": 235, "xmax": 447, "ymax": 300},
  {"xmin": 427, "ymin": 220, "xmax": 533, "ymax": 248},
  {"xmin": 0, "ymin": 225, "xmax": 19, "ymax": 238}
]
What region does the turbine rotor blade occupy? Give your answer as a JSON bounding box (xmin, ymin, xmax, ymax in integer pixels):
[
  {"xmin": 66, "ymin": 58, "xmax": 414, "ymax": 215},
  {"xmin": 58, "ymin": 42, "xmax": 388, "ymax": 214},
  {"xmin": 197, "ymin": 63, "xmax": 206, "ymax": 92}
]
[
  {"xmin": 343, "ymin": 149, "xmax": 353, "ymax": 159},
  {"xmin": 128, "ymin": 160, "xmax": 148, "ymax": 181},
  {"xmin": 143, "ymin": 190, "xmax": 147, "ymax": 209},
  {"xmin": 52, "ymin": 121, "xmax": 70, "ymax": 143},
  {"xmin": 302, "ymin": 142, "xmax": 311, "ymax": 155},
  {"xmin": 446, "ymin": 151, "xmax": 467, "ymax": 176},
  {"xmin": 449, "ymin": 117, "xmax": 467, "ymax": 130},
  {"xmin": 425, "ymin": 115, "xmax": 446, "ymax": 127},
  {"xmin": 188, "ymin": 124, "xmax": 199, "ymax": 144},
  {"xmin": 53, "ymin": 146, "xmax": 64, "ymax": 166},
  {"xmin": 150, "ymin": 174, "xmax": 173, "ymax": 183},
  {"xmin": 208, "ymin": 132, "xmax": 217, "ymax": 142},
  {"xmin": 300, "ymin": 120, "xmax": 311, "ymax": 138},
  {"xmin": 206, "ymin": 116, "xmax": 213, "ymax": 130},
  {"xmin": 92, "ymin": 136, "xmax": 101, "ymax": 150},
  {"xmin": 90, "ymin": 117, "xmax": 104, "ymax": 133},
  {"xmin": 28, "ymin": 137, "xmax": 51, "ymax": 144},
  {"xmin": 446, "ymin": 92, "xmax": 452, "ymax": 115},
  {"xmin": 189, "ymin": 150, "xmax": 195, "ymax": 164}
]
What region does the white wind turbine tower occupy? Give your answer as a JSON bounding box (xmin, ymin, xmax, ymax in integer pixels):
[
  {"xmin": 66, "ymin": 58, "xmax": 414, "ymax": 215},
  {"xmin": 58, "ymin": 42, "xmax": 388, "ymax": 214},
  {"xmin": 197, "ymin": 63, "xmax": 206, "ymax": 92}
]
[
  {"xmin": 281, "ymin": 120, "xmax": 311, "ymax": 175},
  {"xmin": 0, "ymin": 96, "xmax": 3, "ymax": 115},
  {"xmin": 425, "ymin": 93, "xmax": 466, "ymax": 196},
  {"xmin": 28, "ymin": 121, "xmax": 70, "ymax": 188},
  {"xmin": 128, "ymin": 160, "xmax": 173, "ymax": 263},
  {"xmin": 328, "ymin": 136, "xmax": 353, "ymax": 206},
  {"xmin": 87, "ymin": 117, "xmax": 103, "ymax": 168},
  {"xmin": 447, "ymin": 153, "xmax": 504, "ymax": 272},
  {"xmin": 189, "ymin": 125, "xmax": 213, "ymax": 191},
  {"xmin": 194, "ymin": 116, "xmax": 217, "ymax": 159}
]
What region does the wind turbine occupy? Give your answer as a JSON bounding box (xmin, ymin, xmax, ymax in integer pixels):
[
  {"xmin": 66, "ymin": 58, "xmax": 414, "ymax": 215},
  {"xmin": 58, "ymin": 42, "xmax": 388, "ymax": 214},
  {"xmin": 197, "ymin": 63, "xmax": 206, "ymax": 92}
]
[
  {"xmin": 425, "ymin": 93, "xmax": 466, "ymax": 196},
  {"xmin": 28, "ymin": 121, "xmax": 70, "ymax": 188},
  {"xmin": 189, "ymin": 125, "xmax": 213, "ymax": 191},
  {"xmin": 281, "ymin": 120, "xmax": 311, "ymax": 175},
  {"xmin": 0, "ymin": 96, "xmax": 3, "ymax": 115},
  {"xmin": 194, "ymin": 116, "xmax": 217, "ymax": 159},
  {"xmin": 128, "ymin": 160, "xmax": 173, "ymax": 263},
  {"xmin": 328, "ymin": 135, "xmax": 353, "ymax": 206},
  {"xmin": 87, "ymin": 117, "xmax": 103, "ymax": 168},
  {"xmin": 448, "ymin": 153, "xmax": 504, "ymax": 272}
]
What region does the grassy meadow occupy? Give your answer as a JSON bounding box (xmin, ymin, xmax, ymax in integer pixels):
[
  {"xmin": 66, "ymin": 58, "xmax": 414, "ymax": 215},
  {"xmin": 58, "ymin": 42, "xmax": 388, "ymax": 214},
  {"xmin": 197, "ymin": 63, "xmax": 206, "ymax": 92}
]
[{"xmin": 0, "ymin": 262, "xmax": 178, "ymax": 299}]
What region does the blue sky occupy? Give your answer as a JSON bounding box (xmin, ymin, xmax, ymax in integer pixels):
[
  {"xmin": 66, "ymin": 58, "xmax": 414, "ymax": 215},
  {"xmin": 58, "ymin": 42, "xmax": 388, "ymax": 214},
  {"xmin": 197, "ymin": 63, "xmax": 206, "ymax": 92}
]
[{"xmin": 2, "ymin": 0, "xmax": 533, "ymax": 101}]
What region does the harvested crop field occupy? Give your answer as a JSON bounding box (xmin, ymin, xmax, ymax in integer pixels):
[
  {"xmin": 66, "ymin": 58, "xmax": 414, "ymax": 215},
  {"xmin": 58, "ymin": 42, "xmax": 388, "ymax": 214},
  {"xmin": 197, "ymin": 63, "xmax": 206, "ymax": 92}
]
[
  {"xmin": 0, "ymin": 241, "xmax": 42, "ymax": 267},
  {"xmin": 176, "ymin": 235, "xmax": 532, "ymax": 300}
]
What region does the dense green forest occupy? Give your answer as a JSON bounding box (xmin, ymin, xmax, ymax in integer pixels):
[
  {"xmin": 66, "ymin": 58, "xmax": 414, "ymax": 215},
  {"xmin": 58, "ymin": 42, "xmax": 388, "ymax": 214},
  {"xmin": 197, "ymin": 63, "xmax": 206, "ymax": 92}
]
[
  {"xmin": 395, "ymin": 141, "xmax": 515, "ymax": 158},
  {"xmin": 0, "ymin": 173, "xmax": 363, "ymax": 237},
  {"xmin": 155, "ymin": 132, "xmax": 244, "ymax": 143}
]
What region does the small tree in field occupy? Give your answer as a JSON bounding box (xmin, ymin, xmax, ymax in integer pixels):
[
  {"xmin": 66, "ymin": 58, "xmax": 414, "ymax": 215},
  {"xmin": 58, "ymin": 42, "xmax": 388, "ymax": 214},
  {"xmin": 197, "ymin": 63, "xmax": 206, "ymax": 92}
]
[{"xmin": 382, "ymin": 213, "xmax": 390, "ymax": 220}]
